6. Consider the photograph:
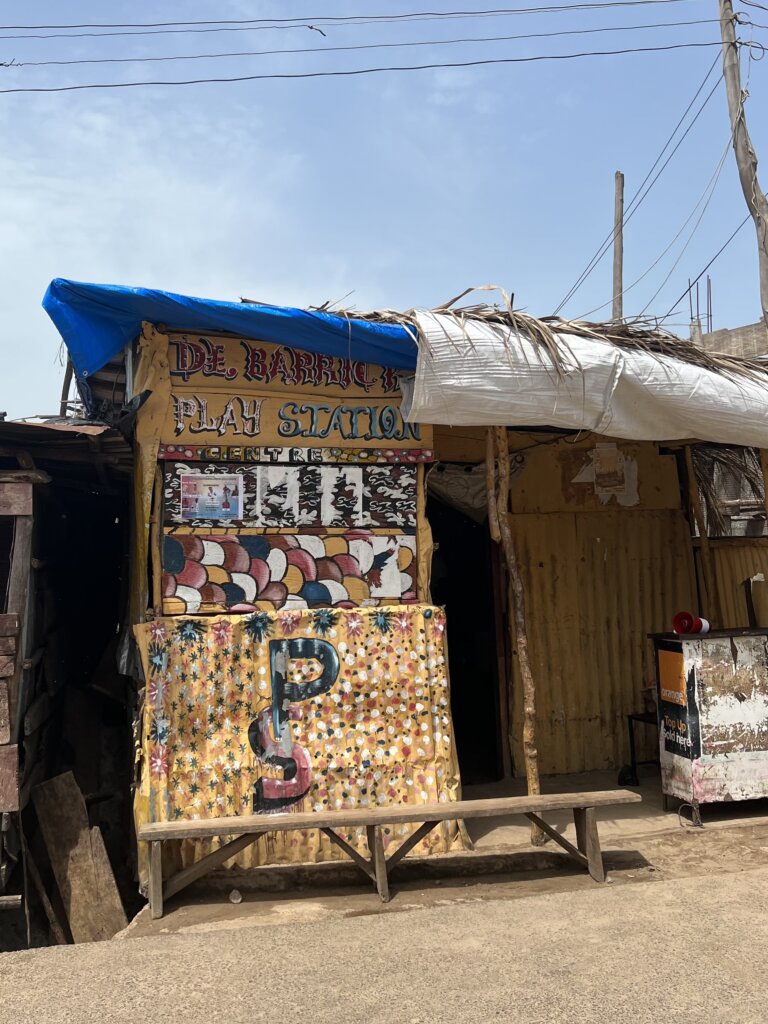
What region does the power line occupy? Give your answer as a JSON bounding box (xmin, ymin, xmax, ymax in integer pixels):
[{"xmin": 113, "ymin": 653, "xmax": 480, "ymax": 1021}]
[
  {"xmin": 8, "ymin": 19, "xmax": 726, "ymax": 69},
  {"xmin": 662, "ymin": 216, "xmax": 752, "ymax": 321},
  {"xmin": 576, "ymin": 137, "xmax": 733, "ymax": 318},
  {"xmin": 0, "ymin": 2, "xmax": 700, "ymax": 41},
  {"xmin": 0, "ymin": 41, "xmax": 726, "ymax": 94},
  {"xmin": 637, "ymin": 140, "xmax": 732, "ymax": 315},
  {"xmin": 553, "ymin": 50, "xmax": 723, "ymax": 314},
  {"xmin": 0, "ymin": 2, "xmax": 700, "ymax": 31}
]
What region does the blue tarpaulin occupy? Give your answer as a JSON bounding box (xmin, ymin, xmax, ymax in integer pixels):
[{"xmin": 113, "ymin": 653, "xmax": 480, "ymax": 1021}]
[{"xmin": 43, "ymin": 278, "xmax": 418, "ymax": 381}]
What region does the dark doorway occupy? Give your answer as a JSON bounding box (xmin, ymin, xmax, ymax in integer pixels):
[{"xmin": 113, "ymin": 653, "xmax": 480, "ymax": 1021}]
[{"xmin": 427, "ymin": 484, "xmax": 506, "ymax": 785}]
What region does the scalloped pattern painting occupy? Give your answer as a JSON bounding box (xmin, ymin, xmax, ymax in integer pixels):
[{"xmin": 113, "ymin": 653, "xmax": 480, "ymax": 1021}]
[{"xmin": 162, "ymin": 530, "xmax": 418, "ymax": 614}]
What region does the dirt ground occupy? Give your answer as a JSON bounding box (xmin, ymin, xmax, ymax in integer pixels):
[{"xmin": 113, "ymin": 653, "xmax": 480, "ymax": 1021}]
[{"xmin": 3, "ymin": 850, "xmax": 767, "ymax": 1024}]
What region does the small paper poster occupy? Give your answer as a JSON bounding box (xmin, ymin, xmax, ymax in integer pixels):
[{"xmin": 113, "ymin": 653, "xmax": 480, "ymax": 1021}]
[{"xmin": 180, "ymin": 474, "xmax": 242, "ymax": 520}]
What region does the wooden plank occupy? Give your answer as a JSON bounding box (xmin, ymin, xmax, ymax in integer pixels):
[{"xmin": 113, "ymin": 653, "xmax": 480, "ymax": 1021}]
[
  {"xmin": 163, "ymin": 832, "xmax": 259, "ymax": 902},
  {"xmin": 573, "ymin": 807, "xmax": 605, "ymax": 883},
  {"xmin": 386, "ymin": 820, "xmax": 439, "ymax": 871},
  {"xmin": 149, "ymin": 842, "xmax": 163, "ymax": 920},
  {"xmin": 0, "ymin": 482, "xmax": 32, "ymax": 516},
  {"xmin": 32, "ymin": 772, "xmax": 127, "ymax": 942},
  {"xmin": 0, "ymin": 636, "xmax": 17, "ymax": 655},
  {"xmin": 321, "ymin": 828, "xmax": 376, "ymax": 882},
  {"xmin": 366, "ymin": 825, "xmax": 390, "ymax": 903},
  {"xmin": 24, "ymin": 848, "xmax": 68, "ymax": 944},
  {"xmin": 0, "ymin": 615, "xmax": 19, "ymax": 637},
  {"xmin": 24, "ymin": 692, "xmax": 51, "ymax": 736},
  {"xmin": 0, "ymin": 895, "xmax": 22, "ymax": 909},
  {"xmin": 138, "ymin": 790, "xmax": 642, "ymax": 842},
  {"xmin": 7, "ymin": 516, "xmax": 32, "ymax": 732},
  {"xmin": 0, "ymin": 745, "xmax": 18, "ymax": 812},
  {"xmin": 0, "ymin": 655, "xmax": 15, "ymax": 679},
  {"xmin": 0, "ymin": 680, "xmax": 9, "ymax": 745}
]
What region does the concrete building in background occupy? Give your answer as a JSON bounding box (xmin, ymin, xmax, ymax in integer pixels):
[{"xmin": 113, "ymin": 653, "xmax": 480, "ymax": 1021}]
[{"xmin": 696, "ymin": 320, "xmax": 768, "ymax": 357}]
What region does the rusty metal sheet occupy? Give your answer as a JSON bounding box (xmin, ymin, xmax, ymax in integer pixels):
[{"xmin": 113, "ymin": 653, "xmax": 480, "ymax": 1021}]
[
  {"xmin": 706, "ymin": 540, "xmax": 768, "ymax": 627},
  {"xmin": 508, "ymin": 508, "xmax": 696, "ymax": 773}
]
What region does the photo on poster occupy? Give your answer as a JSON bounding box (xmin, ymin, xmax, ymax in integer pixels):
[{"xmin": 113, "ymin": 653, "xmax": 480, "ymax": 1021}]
[{"xmin": 180, "ymin": 474, "xmax": 243, "ymax": 520}]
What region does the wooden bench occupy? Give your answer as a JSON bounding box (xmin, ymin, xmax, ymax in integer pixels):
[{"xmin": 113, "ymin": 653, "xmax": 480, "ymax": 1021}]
[{"xmin": 138, "ymin": 789, "xmax": 641, "ymax": 918}]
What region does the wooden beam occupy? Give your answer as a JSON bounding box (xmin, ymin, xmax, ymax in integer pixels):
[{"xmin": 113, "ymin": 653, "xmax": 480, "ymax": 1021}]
[
  {"xmin": 385, "ymin": 820, "xmax": 438, "ymax": 870},
  {"xmin": 321, "ymin": 827, "xmax": 376, "ymax": 881},
  {"xmin": 138, "ymin": 790, "xmax": 642, "ymax": 841},
  {"xmin": 0, "ymin": 745, "xmax": 19, "ymax": 812},
  {"xmin": 0, "ymin": 482, "xmax": 32, "ymax": 517},
  {"xmin": 163, "ymin": 832, "xmax": 260, "ymax": 901},
  {"xmin": 151, "ymin": 467, "xmax": 163, "ymax": 614},
  {"xmin": 524, "ymin": 813, "xmax": 588, "ymax": 868},
  {"xmin": 0, "ymin": 681, "xmax": 9, "ymax": 744},
  {"xmin": 6, "ymin": 516, "xmax": 33, "ymax": 732},
  {"xmin": 494, "ymin": 426, "xmax": 544, "ymax": 845},
  {"xmin": 0, "ymin": 615, "xmax": 19, "ymax": 637}
]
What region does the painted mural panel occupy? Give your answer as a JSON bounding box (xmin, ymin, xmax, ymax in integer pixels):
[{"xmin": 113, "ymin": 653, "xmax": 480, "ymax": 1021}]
[
  {"xmin": 162, "ymin": 531, "xmax": 418, "ymax": 614},
  {"xmin": 134, "ymin": 607, "xmax": 459, "ymax": 867},
  {"xmin": 158, "ymin": 444, "xmax": 434, "ymax": 464},
  {"xmin": 163, "ymin": 462, "xmax": 417, "ymax": 530},
  {"xmin": 162, "ymin": 334, "xmax": 431, "ymax": 451},
  {"xmin": 168, "ymin": 392, "xmax": 423, "ymax": 448}
]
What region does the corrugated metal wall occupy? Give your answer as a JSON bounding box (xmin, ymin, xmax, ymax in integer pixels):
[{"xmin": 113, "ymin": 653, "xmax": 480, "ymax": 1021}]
[
  {"xmin": 704, "ymin": 539, "xmax": 768, "ymax": 627},
  {"xmin": 509, "ymin": 509, "xmax": 697, "ymax": 773}
]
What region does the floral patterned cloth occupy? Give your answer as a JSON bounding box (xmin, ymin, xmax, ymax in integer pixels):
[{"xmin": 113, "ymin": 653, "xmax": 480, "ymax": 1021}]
[{"xmin": 134, "ymin": 605, "xmax": 461, "ymax": 876}]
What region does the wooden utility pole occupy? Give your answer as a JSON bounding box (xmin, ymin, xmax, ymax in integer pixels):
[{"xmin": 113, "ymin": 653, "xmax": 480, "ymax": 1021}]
[
  {"xmin": 486, "ymin": 428, "xmax": 544, "ymax": 845},
  {"xmin": 719, "ymin": 0, "xmax": 768, "ymax": 327},
  {"xmin": 612, "ymin": 171, "xmax": 625, "ymax": 321}
]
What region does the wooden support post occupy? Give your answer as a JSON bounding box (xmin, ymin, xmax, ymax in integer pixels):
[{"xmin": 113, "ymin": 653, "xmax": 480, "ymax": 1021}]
[
  {"xmin": 486, "ymin": 428, "xmax": 501, "ymax": 543},
  {"xmin": 573, "ymin": 807, "xmax": 606, "ymax": 882},
  {"xmin": 684, "ymin": 445, "xmax": 721, "ymax": 626},
  {"xmin": 719, "ymin": 0, "xmax": 768, "ymax": 327},
  {"xmin": 366, "ymin": 825, "xmax": 390, "ymax": 902},
  {"xmin": 149, "ymin": 842, "xmax": 163, "ymax": 920},
  {"xmin": 493, "ymin": 427, "xmax": 544, "ymax": 845},
  {"xmin": 7, "ymin": 516, "xmax": 32, "ymax": 736},
  {"xmin": 150, "ymin": 467, "xmax": 164, "ymax": 615},
  {"xmin": 612, "ymin": 170, "xmax": 625, "ymax": 321}
]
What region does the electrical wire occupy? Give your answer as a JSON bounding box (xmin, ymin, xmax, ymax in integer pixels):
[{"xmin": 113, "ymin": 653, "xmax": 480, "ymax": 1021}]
[
  {"xmin": 577, "ymin": 137, "xmax": 733, "ymax": 319},
  {"xmin": 0, "ymin": 1, "xmax": 701, "ymax": 32},
  {"xmin": 553, "ymin": 50, "xmax": 722, "ymax": 314},
  {"xmin": 0, "ymin": 2, "xmax": 700, "ymax": 41},
  {"xmin": 9, "ymin": 19, "xmax": 725, "ymax": 70},
  {"xmin": 661, "ymin": 216, "xmax": 752, "ymax": 322},
  {"xmin": 637, "ymin": 140, "xmax": 732, "ymax": 315},
  {"xmin": 0, "ymin": 41, "xmax": 726, "ymax": 94}
]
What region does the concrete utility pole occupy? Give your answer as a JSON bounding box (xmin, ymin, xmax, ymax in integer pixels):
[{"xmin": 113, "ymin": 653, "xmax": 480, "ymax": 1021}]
[
  {"xmin": 719, "ymin": 0, "xmax": 768, "ymax": 327},
  {"xmin": 612, "ymin": 170, "xmax": 625, "ymax": 321}
]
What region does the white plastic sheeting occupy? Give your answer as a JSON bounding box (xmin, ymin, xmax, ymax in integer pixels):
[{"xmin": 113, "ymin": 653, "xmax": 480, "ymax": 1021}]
[{"xmin": 400, "ymin": 312, "xmax": 768, "ymax": 447}]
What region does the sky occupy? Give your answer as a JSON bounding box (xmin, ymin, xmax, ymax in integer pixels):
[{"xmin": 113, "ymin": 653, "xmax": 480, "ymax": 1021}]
[{"xmin": 0, "ymin": 0, "xmax": 766, "ymax": 418}]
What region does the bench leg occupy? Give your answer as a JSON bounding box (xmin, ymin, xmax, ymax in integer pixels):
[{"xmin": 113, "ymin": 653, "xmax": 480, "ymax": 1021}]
[
  {"xmin": 573, "ymin": 807, "xmax": 605, "ymax": 883},
  {"xmin": 149, "ymin": 841, "xmax": 164, "ymax": 919},
  {"xmin": 366, "ymin": 825, "xmax": 390, "ymax": 903}
]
